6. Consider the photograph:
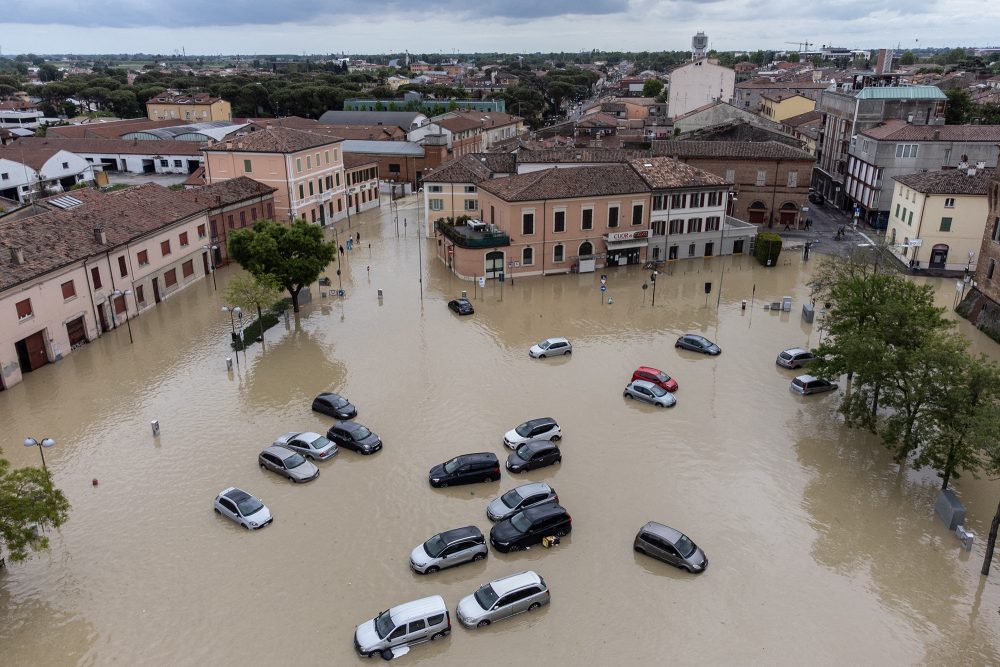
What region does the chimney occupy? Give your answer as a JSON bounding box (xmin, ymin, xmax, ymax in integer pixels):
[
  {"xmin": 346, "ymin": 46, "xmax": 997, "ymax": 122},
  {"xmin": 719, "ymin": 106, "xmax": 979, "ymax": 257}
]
[
  {"xmin": 94, "ymin": 228, "xmax": 106, "ymax": 245},
  {"xmin": 10, "ymin": 246, "xmax": 24, "ymax": 265},
  {"xmin": 976, "ymin": 160, "xmax": 986, "ymax": 170},
  {"xmin": 933, "ymin": 129, "xmax": 940, "ymax": 141}
]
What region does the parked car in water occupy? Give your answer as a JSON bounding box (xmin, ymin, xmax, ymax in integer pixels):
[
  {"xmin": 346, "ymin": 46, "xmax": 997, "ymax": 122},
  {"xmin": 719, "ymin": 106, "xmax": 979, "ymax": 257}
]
[
  {"xmin": 273, "ymin": 431, "xmax": 338, "ymax": 461},
  {"xmin": 529, "ymin": 337, "xmax": 572, "ymax": 358},
  {"xmin": 354, "ymin": 595, "xmax": 451, "ymax": 660},
  {"xmin": 503, "ymin": 417, "xmax": 562, "ymax": 449},
  {"xmin": 213, "ymin": 487, "xmax": 272, "ymax": 530},
  {"xmin": 776, "ymin": 348, "xmax": 817, "ymax": 369},
  {"xmin": 631, "ymin": 366, "xmax": 678, "ymax": 392},
  {"xmin": 456, "ymin": 571, "xmax": 551, "ymax": 628},
  {"xmin": 506, "ymin": 441, "xmax": 562, "ymax": 473},
  {"xmin": 675, "ymin": 334, "xmax": 721, "ymax": 355},
  {"xmin": 448, "ymin": 298, "xmax": 474, "ymax": 315},
  {"xmin": 258, "ymin": 445, "xmax": 320, "ymax": 482},
  {"xmin": 790, "ymin": 375, "xmax": 838, "ymax": 395},
  {"xmin": 490, "ymin": 503, "xmax": 571, "ymax": 552},
  {"xmin": 311, "ymin": 392, "xmax": 357, "ymax": 419},
  {"xmin": 429, "ymin": 453, "xmax": 501, "ymax": 488},
  {"xmin": 410, "ymin": 526, "xmax": 488, "ymax": 574},
  {"xmin": 487, "ymin": 482, "xmax": 559, "ymax": 522},
  {"xmin": 633, "ymin": 521, "xmax": 707, "ymax": 573},
  {"xmin": 623, "ymin": 379, "xmax": 677, "ymax": 407},
  {"xmin": 326, "ymin": 421, "xmax": 382, "ymax": 454}
]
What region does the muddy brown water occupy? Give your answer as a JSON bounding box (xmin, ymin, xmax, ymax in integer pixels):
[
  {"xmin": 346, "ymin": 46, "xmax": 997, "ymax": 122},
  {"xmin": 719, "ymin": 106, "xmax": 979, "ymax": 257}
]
[{"xmin": 2, "ymin": 197, "xmax": 999, "ymax": 666}]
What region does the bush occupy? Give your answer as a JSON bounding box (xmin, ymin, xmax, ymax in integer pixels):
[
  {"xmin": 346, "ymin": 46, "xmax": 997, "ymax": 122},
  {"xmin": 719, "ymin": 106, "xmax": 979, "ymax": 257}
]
[
  {"xmin": 230, "ymin": 298, "xmax": 292, "ymax": 351},
  {"xmin": 753, "ymin": 232, "xmax": 783, "ymax": 266}
]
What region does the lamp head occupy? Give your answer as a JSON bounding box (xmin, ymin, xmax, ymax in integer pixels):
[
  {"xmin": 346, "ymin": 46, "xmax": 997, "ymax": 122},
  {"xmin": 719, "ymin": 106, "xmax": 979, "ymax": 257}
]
[
  {"xmin": 24, "ymin": 437, "xmax": 37, "ymax": 447},
  {"xmin": 41, "ymin": 438, "xmax": 55, "ymax": 448}
]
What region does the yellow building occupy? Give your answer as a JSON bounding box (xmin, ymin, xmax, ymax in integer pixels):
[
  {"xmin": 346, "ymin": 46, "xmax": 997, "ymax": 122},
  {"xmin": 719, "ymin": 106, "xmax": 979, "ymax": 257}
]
[
  {"xmin": 759, "ymin": 93, "xmax": 815, "ymax": 122},
  {"xmin": 146, "ymin": 91, "xmax": 232, "ymax": 122}
]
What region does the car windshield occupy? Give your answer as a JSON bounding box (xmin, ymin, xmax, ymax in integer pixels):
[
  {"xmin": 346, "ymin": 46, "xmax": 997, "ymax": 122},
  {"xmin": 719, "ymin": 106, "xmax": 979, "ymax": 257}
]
[
  {"xmin": 284, "ymin": 453, "xmax": 307, "ymax": 469},
  {"xmin": 780, "ymin": 352, "xmax": 793, "ymax": 359},
  {"xmin": 423, "ymin": 534, "xmax": 447, "ymax": 557},
  {"xmin": 648, "ymin": 384, "xmax": 667, "ymax": 397},
  {"xmin": 331, "ymin": 396, "xmax": 348, "ymax": 408},
  {"xmin": 515, "ymin": 443, "xmax": 532, "ymax": 458},
  {"xmin": 675, "ymin": 534, "xmax": 697, "ymax": 559},
  {"xmin": 510, "ymin": 512, "xmax": 532, "ymax": 532},
  {"xmin": 352, "ymin": 426, "xmax": 372, "ymax": 440},
  {"xmin": 443, "ymin": 457, "xmax": 462, "ymax": 474},
  {"xmin": 514, "ymin": 422, "xmax": 533, "ymax": 437},
  {"xmin": 656, "ymin": 372, "xmax": 670, "ymax": 382},
  {"xmin": 235, "ymin": 495, "xmax": 263, "ymax": 517},
  {"xmin": 374, "ymin": 610, "xmax": 395, "ymax": 639},
  {"xmin": 501, "ymin": 488, "xmax": 524, "ymax": 508},
  {"xmin": 474, "ymin": 584, "xmax": 499, "ymax": 610},
  {"xmin": 537, "ymin": 340, "xmax": 551, "ymax": 350},
  {"xmin": 308, "ymin": 435, "xmax": 332, "ymax": 450}
]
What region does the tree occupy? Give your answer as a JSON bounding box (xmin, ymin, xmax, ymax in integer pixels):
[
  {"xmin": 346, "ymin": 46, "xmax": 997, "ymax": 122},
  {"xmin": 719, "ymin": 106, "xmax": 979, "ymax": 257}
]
[
  {"xmin": 788, "ymin": 52, "xmax": 801, "ymax": 63},
  {"xmin": 642, "ymin": 79, "xmax": 663, "ymax": 98},
  {"xmin": 945, "ymin": 89, "xmax": 972, "ymax": 124},
  {"xmin": 229, "ymin": 219, "xmax": 336, "ymax": 313},
  {"xmin": 38, "ymin": 63, "xmax": 62, "ymax": 82},
  {"xmin": 0, "ymin": 449, "xmax": 70, "ymax": 563},
  {"xmin": 224, "ymin": 274, "xmax": 282, "ymax": 348},
  {"xmin": 899, "ymin": 50, "xmax": 916, "ymax": 66}
]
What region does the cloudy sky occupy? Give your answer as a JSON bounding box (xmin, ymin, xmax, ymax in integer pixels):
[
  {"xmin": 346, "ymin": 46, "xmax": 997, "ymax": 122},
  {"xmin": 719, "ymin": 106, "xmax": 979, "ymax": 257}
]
[{"xmin": 2, "ymin": 1, "xmax": 997, "ymax": 55}]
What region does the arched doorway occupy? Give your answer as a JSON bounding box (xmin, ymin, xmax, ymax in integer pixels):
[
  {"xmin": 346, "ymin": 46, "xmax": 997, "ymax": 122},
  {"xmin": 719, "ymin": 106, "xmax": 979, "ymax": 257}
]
[
  {"xmin": 778, "ymin": 202, "xmax": 798, "ymax": 228},
  {"xmin": 484, "ymin": 250, "xmax": 504, "ymax": 279},
  {"xmin": 747, "ymin": 201, "xmax": 767, "ymax": 224},
  {"xmin": 579, "ymin": 241, "xmax": 594, "ymax": 257},
  {"xmin": 929, "ymin": 244, "xmax": 949, "ymax": 270}
]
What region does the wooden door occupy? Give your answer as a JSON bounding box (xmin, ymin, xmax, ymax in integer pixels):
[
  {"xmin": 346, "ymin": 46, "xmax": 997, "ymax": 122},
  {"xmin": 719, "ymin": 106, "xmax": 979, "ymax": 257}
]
[
  {"xmin": 66, "ymin": 316, "xmax": 87, "ymax": 347},
  {"xmin": 18, "ymin": 331, "xmax": 49, "ymax": 372}
]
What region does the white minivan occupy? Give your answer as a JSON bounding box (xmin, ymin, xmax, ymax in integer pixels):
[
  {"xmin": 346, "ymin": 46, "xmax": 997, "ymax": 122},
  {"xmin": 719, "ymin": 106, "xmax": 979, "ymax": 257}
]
[{"xmin": 354, "ymin": 595, "xmax": 451, "ymax": 659}]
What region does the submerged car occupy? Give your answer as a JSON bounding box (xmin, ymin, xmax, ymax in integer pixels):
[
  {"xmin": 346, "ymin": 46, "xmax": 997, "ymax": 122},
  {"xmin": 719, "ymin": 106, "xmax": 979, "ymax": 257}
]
[
  {"xmin": 354, "ymin": 595, "xmax": 451, "ymax": 659},
  {"xmin": 326, "ymin": 421, "xmax": 382, "ymax": 454},
  {"xmin": 777, "ymin": 348, "xmax": 817, "ymax": 369},
  {"xmin": 623, "ymin": 380, "xmax": 677, "ymax": 407},
  {"xmin": 675, "ymin": 334, "xmax": 721, "ymax": 355},
  {"xmin": 456, "ymin": 571, "xmax": 550, "ymax": 628},
  {"xmin": 258, "ymin": 445, "xmax": 320, "ymax": 482},
  {"xmin": 486, "ymin": 482, "xmax": 559, "ymax": 522},
  {"xmin": 429, "ymin": 453, "xmax": 501, "ymax": 487},
  {"xmin": 213, "ymin": 487, "xmax": 272, "ymax": 530},
  {"xmin": 503, "ymin": 418, "xmax": 562, "ymax": 449},
  {"xmin": 529, "ymin": 337, "xmax": 572, "ymax": 358},
  {"xmin": 506, "ymin": 441, "xmax": 562, "ymax": 473},
  {"xmin": 490, "ymin": 503, "xmax": 571, "ymax": 553},
  {"xmin": 633, "ymin": 521, "xmax": 707, "ymax": 573},
  {"xmin": 448, "ymin": 298, "xmax": 474, "ymax": 315},
  {"xmin": 273, "ymin": 431, "xmax": 338, "ymax": 461},
  {"xmin": 631, "ymin": 366, "xmax": 678, "ymax": 392},
  {"xmin": 410, "ymin": 526, "xmax": 488, "ymax": 574},
  {"xmin": 311, "ymin": 392, "xmax": 357, "ymax": 419},
  {"xmin": 790, "ymin": 375, "xmax": 838, "ymax": 395}
]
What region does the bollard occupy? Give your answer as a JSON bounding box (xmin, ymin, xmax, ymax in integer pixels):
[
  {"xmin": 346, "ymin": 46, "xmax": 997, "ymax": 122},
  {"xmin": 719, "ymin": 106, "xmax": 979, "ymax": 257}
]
[
  {"xmin": 151, "ymin": 419, "xmax": 160, "ymax": 437},
  {"xmin": 741, "ymin": 300, "xmax": 747, "ymax": 310},
  {"xmin": 377, "ymin": 288, "xmax": 383, "ymax": 300},
  {"xmin": 461, "ymin": 290, "xmax": 467, "ymax": 299},
  {"xmin": 225, "ymin": 357, "xmax": 233, "ymax": 371},
  {"xmin": 607, "ymin": 296, "xmax": 613, "ymax": 304},
  {"xmin": 283, "ymin": 309, "xmax": 290, "ymax": 324}
]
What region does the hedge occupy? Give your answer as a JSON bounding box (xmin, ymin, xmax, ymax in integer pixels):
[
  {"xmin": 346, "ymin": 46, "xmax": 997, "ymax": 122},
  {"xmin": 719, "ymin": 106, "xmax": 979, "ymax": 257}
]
[{"xmin": 754, "ymin": 232, "xmax": 783, "ymax": 266}]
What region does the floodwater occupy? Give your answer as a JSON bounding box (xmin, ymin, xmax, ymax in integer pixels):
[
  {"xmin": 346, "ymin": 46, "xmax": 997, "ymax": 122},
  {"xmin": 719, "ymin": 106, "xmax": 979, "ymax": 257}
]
[{"xmin": 2, "ymin": 197, "xmax": 999, "ymax": 666}]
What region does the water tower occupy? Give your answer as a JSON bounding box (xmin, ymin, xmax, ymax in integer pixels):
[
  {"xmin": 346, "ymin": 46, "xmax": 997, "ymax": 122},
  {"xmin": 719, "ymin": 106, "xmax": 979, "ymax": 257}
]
[{"xmin": 692, "ymin": 32, "xmax": 708, "ymax": 60}]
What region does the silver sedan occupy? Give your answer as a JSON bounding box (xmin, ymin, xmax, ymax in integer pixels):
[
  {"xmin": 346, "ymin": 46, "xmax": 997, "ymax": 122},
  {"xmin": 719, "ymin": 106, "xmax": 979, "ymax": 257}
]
[
  {"xmin": 623, "ymin": 380, "xmax": 677, "ymax": 407},
  {"xmin": 273, "ymin": 431, "xmax": 338, "ymax": 461}
]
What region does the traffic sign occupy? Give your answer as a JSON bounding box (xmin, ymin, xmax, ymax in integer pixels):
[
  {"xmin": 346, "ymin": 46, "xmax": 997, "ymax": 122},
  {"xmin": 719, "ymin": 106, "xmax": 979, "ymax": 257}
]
[{"xmin": 600, "ymin": 284, "xmax": 607, "ymax": 292}]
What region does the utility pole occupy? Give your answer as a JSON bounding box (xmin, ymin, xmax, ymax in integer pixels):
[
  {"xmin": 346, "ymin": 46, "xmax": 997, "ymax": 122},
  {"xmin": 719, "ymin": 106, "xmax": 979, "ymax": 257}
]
[{"xmin": 983, "ymin": 499, "xmax": 1000, "ymax": 576}]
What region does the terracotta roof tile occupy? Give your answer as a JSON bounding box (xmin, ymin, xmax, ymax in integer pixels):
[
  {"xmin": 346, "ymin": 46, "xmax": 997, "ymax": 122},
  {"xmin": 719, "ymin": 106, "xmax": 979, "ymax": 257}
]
[
  {"xmin": 178, "ymin": 176, "xmax": 276, "ymax": 207},
  {"xmin": 9, "ymin": 136, "xmax": 203, "ymax": 156},
  {"xmin": 204, "ymin": 126, "xmax": 342, "ymax": 154},
  {"xmin": 46, "ymin": 118, "xmax": 187, "ymax": 140},
  {"xmin": 479, "ymin": 164, "xmax": 648, "ymax": 202},
  {"xmin": 652, "ymin": 140, "xmax": 813, "ymax": 161},
  {"xmin": 0, "ymin": 143, "xmax": 63, "ymax": 170},
  {"xmin": 343, "ymin": 153, "xmax": 378, "ymax": 169},
  {"xmin": 629, "ymin": 157, "xmax": 729, "ymax": 189},
  {"xmin": 424, "ymin": 154, "xmax": 495, "ymax": 183},
  {"xmin": 517, "ymin": 147, "xmax": 651, "ymax": 164},
  {"xmin": 861, "ymin": 120, "xmax": 1000, "ymax": 142},
  {"xmin": 894, "ymin": 167, "xmax": 995, "ymax": 195}
]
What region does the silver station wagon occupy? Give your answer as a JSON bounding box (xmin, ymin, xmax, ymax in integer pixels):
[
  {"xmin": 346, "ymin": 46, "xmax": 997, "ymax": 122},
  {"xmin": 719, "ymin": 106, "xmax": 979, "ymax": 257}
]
[{"xmin": 456, "ymin": 570, "xmax": 550, "ymax": 628}]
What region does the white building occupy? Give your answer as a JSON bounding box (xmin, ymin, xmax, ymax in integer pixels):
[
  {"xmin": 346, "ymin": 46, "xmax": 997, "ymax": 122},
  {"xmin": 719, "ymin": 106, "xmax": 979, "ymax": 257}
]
[
  {"xmin": 667, "ymin": 59, "xmax": 736, "ymax": 120},
  {"xmin": 0, "ymin": 146, "xmax": 95, "ymax": 203}
]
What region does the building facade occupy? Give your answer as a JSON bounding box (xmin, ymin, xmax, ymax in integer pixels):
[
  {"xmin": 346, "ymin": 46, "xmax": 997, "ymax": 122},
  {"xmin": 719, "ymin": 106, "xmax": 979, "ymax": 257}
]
[
  {"xmin": 146, "ymin": 92, "xmax": 232, "ymax": 122},
  {"xmin": 667, "ymin": 59, "xmax": 736, "ymax": 120},
  {"xmin": 966, "ymin": 165, "xmax": 1000, "ymax": 328},
  {"xmin": 759, "ymin": 93, "xmax": 815, "ymax": 122},
  {"xmin": 343, "ymin": 155, "xmax": 381, "ymax": 216},
  {"xmin": 0, "ymin": 146, "xmax": 95, "ymax": 204},
  {"xmin": 178, "ymin": 177, "xmax": 277, "ymax": 266}
]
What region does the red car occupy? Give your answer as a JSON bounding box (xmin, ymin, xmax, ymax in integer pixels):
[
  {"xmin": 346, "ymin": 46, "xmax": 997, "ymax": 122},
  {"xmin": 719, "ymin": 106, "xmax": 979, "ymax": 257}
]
[{"xmin": 631, "ymin": 366, "xmax": 678, "ymax": 392}]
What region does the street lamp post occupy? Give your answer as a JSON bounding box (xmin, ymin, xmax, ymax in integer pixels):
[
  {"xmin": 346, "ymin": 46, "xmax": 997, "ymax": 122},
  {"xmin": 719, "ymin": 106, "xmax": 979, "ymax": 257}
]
[
  {"xmin": 24, "ymin": 437, "xmax": 55, "ymax": 476},
  {"xmin": 202, "ymin": 245, "xmax": 218, "ymax": 291},
  {"xmin": 417, "ymin": 189, "xmax": 424, "ymax": 302},
  {"xmin": 221, "ymin": 305, "xmax": 240, "ymax": 367},
  {"xmin": 650, "ymin": 270, "xmax": 659, "ymax": 307},
  {"xmin": 111, "ymin": 288, "xmax": 134, "ymax": 344}
]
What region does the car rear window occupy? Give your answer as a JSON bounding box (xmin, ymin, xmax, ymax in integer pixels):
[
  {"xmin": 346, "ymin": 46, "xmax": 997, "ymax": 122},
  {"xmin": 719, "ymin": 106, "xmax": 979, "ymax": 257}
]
[{"xmin": 428, "ymin": 613, "xmax": 444, "ymax": 625}]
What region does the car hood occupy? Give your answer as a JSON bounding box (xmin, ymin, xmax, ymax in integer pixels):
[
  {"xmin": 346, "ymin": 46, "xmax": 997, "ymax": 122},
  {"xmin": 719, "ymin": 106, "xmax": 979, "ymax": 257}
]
[
  {"xmin": 428, "ymin": 463, "xmax": 446, "ymax": 479},
  {"xmin": 355, "ymin": 619, "xmax": 381, "ymax": 651},
  {"xmin": 503, "ymin": 429, "xmax": 525, "ymax": 444},
  {"xmin": 487, "ymin": 497, "xmax": 512, "ymax": 520},
  {"xmin": 659, "ymin": 393, "xmax": 677, "ymax": 406},
  {"xmin": 507, "ymin": 451, "xmax": 529, "ymax": 467},
  {"xmin": 410, "ymin": 544, "xmax": 432, "ymax": 567},
  {"xmin": 457, "ymin": 595, "xmax": 484, "ymax": 622},
  {"xmin": 357, "ymin": 433, "xmax": 381, "ymax": 449},
  {"xmin": 245, "ymin": 505, "xmax": 272, "ymax": 526},
  {"xmin": 491, "ymin": 519, "xmax": 521, "ymax": 543},
  {"xmin": 336, "ymin": 403, "xmax": 357, "ymax": 417},
  {"xmin": 707, "ymin": 345, "xmax": 721, "ymax": 354},
  {"xmin": 687, "ymin": 547, "xmax": 708, "ymax": 571},
  {"xmin": 289, "ymin": 461, "xmax": 319, "ymax": 480},
  {"xmin": 528, "ymin": 345, "xmax": 543, "ymax": 356}
]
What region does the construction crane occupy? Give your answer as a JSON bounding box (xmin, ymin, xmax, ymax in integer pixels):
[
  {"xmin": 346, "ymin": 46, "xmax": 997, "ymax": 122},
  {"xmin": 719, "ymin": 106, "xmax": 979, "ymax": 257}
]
[{"xmin": 785, "ymin": 41, "xmax": 813, "ymax": 52}]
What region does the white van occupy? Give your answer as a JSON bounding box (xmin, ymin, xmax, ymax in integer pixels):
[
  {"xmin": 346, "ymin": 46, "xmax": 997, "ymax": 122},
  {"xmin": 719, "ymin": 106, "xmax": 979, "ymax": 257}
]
[{"xmin": 354, "ymin": 594, "xmax": 451, "ymax": 659}]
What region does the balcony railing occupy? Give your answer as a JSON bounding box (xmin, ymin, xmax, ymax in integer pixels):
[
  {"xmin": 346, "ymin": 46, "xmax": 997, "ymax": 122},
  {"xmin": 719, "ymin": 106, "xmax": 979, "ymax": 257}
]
[{"xmin": 435, "ymin": 220, "xmax": 511, "ymax": 249}]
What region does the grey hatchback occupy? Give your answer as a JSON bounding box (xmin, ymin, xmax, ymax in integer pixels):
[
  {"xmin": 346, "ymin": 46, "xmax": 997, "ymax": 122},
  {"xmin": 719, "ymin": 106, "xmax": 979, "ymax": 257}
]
[
  {"xmin": 675, "ymin": 334, "xmax": 721, "ymax": 355},
  {"xmin": 506, "ymin": 441, "xmax": 561, "ymax": 473},
  {"xmin": 633, "ymin": 521, "xmax": 707, "ymax": 573},
  {"xmin": 410, "ymin": 526, "xmax": 488, "ymax": 574},
  {"xmin": 777, "ymin": 347, "xmax": 816, "ymax": 369},
  {"xmin": 487, "ymin": 482, "xmax": 559, "ymax": 521},
  {"xmin": 258, "ymin": 445, "xmax": 320, "ymax": 483}
]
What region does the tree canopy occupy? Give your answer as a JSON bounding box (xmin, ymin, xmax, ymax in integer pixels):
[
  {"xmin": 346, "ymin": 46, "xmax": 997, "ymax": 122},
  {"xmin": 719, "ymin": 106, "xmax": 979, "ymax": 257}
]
[{"xmin": 0, "ymin": 450, "xmax": 70, "ymax": 563}]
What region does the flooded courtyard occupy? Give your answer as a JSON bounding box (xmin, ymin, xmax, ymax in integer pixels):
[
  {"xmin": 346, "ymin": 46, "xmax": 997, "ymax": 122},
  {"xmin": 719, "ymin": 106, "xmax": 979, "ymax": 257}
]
[{"xmin": 2, "ymin": 196, "xmax": 999, "ymax": 666}]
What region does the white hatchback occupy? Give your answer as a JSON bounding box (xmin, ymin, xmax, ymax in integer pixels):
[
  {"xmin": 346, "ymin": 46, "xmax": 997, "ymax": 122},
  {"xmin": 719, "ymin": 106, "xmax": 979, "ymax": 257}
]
[
  {"xmin": 529, "ymin": 337, "xmax": 572, "ymax": 358},
  {"xmin": 213, "ymin": 487, "xmax": 272, "ymax": 530}
]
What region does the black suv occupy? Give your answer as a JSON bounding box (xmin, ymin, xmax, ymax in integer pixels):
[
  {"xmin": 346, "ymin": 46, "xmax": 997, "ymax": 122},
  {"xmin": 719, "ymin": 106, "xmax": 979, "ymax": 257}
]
[
  {"xmin": 490, "ymin": 503, "xmax": 572, "ymax": 552},
  {"xmin": 506, "ymin": 441, "xmax": 561, "ymax": 473},
  {"xmin": 429, "ymin": 453, "xmax": 501, "ymax": 488},
  {"xmin": 326, "ymin": 421, "xmax": 382, "ymax": 454}
]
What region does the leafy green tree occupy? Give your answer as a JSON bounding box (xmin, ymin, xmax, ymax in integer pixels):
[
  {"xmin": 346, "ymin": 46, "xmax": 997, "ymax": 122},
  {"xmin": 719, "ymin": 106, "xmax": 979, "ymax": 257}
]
[
  {"xmin": 642, "ymin": 79, "xmax": 664, "ymax": 98},
  {"xmin": 788, "ymin": 52, "xmax": 801, "ymax": 63},
  {"xmin": 229, "ymin": 219, "xmax": 336, "ymax": 313},
  {"xmin": 945, "ymin": 89, "xmax": 972, "ymax": 124},
  {"xmin": 0, "ymin": 450, "xmax": 70, "ymax": 563},
  {"xmin": 224, "ymin": 274, "xmax": 282, "ymax": 340},
  {"xmin": 38, "ymin": 63, "xmax": 62, "ymax": 82},
  {"xmin": 899, "ymin": 50, "xmax": 916, "ymax": 66}
]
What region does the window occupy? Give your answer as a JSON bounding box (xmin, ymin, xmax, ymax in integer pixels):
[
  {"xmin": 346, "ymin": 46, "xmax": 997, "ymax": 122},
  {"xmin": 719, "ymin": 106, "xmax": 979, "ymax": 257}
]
[
  {"xmin": 652, "ymin": 195, "xmax": 664, "ymax": 211},
  {"xmin": 631, "ymin": 204, "xmax": 643, "ymax": 226},
  {"xmin": 240, "ymin": 211, "xmax": 246, "ymax": 226},
  {"xmin": 335, "ymin": 173, "xmax": 340, "ymax": 186},
  {"xmin": 429, "ymin": 199, "xmax": 443, "ymax": 210},
  {"xmin": 306, "ymin": 156, "xmax": 311, "ymax": 169},
  {"xmin": 895, "ymin": 144, "xmax": 918, "ymax": 158},
  {"xmin": 989, "ymin": 259, "xmax": 996, "ymax": 281},
  {"xmin": 179, "ymin": 232, "xmax": 189, "ymax": 247},
  {"xmin": 317, "ymin": 178, "xmax": 324, "ymax": 194},
  {"xmin": 690, "ymin": 193, "xmax": 704, "ymax": 208},
  {"xmin": 182, "ymin": 259, "xmax": 194, "ymax": 278},
  {"xmin": 137, "ymin": 250, "xmax": 149, "ymax": 266},
  {"xmin": 158, "ymin": 159, "xmax": 168, "ymax": 168},
  {"xmin": 608, "ymin": 206, "xmax": 619, "ymax": 228},
  {"xmin": 687, "ymin": 218, "xmax": 703, "ymax": 233},
  {"xmin": 908, "ymin": 211, "xmax": 913, "ymax": 225},
  {"xmin": 895, "ymin": 203, "xmax": 900, "ymax": 218},
  {"xmin": 308, "ymin": 181, "xmax": 314, "ymax": 196},
  {"xmin": 787, "ymin": 171, "xmax": 798, "ymax": 188},
  {"xmin": 135, "ymin": 285, "xmax": 144, "ymax": 304},
  {"xmin": 428, "ymin": 185, "xmax": 442, "ymax": 193},
  {"xmin": 464, "ymin": 199, "xmax": 477, "ymax": 211},
  {"xmin": 118, "ymin": 256, "xmax": 128, "ymax": 277},
  {"xmin": 197, "ymin": 224, "xmax": 206, "ymax": 239},
  {"xmin": 756, "ymin": 169, "xmax": 767, "ymax": 186},
  {"xmin": 708, "ymin": 191, "xmax": 720, "ymax": 206},
  {"xmin": 862, "ymin": 139, "xmax": 870, "ymax": 153},
  {"xmin": 228, "ymin": 215, "xmax": 235, "ymax": 229},
  {"xmin": 688, "ymin": 243, "xmax": 696, "ymax": 257},
  {"xmin": 91, "ymin": 266, "xmax": 102, "ymax": 289},
  {"xmin": 174, "ymin": 160, "xmax": 182, "ymax": 168},
  {"xmin": 653, "ymin": 220, "xmax": 666, "ymax": 236},
  {"xmin": 553, "ymin": 210, "xmax": 565, "ymax": 233},
  {"xmin": 1, "ymin": 173, "xmax": 7, "ymax": 180},
  {"xmin": 163, "ymin": 268, "xmax": 177, "ymax": 288},
  {"xmin": 61, "ymin": 280, "xmax": 76, "ymax": 299},
  {"xmin": 582, "ymin": 208, "xmax": 593, "ymax": 230},
  {"xmin": 992, "ymin": 217, "xmax": 1000, "ymax": 243},
  {"xmin": 522, "ymin": 212, "xmax": 535, "ymax": 235},
  {"xmin": 669, "ymin": 218, "xmax": 684, "ymax": 234},
  {"xmin": 706, "ymin": 216, "xmax": 720, "ymax": 232},
  {"xmin": 298, "ymin": 184, "xmax": 305, "ymax": 199},
  {"xmin": 465, "ymin": 185, "xmax": 477, "ymax": 193},
  {"xmin": 160, "ymin": 240, "xmax": 171, "ymax": 256},
  {"xmin": 725, "ymin": 168, "xmax": 735, "ymax": 183},
  {"xmin": 251, "ymin": 207, "xmax": 258, "ymax": 221},
  {"xmin": 296, "ymin": 158, "xmax": 302, "ymax": 172},
  {"xmin": 114, "ymin": 295, "xmax": 126, "ymax": 314},
  {"xmin": 16, "ymin": 298, "xmax": 32, "ymax": 320},
  {"xmin": 267, "ymin": 203, "xmax": 273, "ymax": 218},
  {"xmin": 408, "ymin": 620, "xmax": 426, "ymax": 633},
  {"xmin": 554, "ymin": 244, "xmax": 564, "ymax": 262},
  {"xmin": 944, "ymin": 198, "xmax": 955, "ymax": 208},
  {"xmin": 670, "ymin": 193, "xmax": 685, "ymax": 209},
  {"xmin": 522, "ymin": 247, "xmax": 534, "ymax": 266},
  {"xmin": 389, "ymin": 164, "xmax": 401, "ymax": 173},
  {"xmin": 940, "ymin": 217, "xmax": 952, "ymax": 232},
  {"xmin": 324, "ymin": 150, "xmax": 330, "ymax": 165}
]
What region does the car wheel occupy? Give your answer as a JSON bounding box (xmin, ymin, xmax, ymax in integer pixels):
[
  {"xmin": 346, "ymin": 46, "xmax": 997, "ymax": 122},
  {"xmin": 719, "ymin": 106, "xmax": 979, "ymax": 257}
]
[
  {"xmin": 243, "ymin": 524, "xmax": 250, "ymax": 530},
  {"xmin": 555, "ymin": 457, "xmax": 562, "ymax": 463},
  {"xmin": 555, "ymin": 529, "xmax": 567, "ymax": 537},
  {"xmin": 431, "ymin": 631, "xmax": 447, "ymax": 641},
  {"xmin": 380, "ymin": 649, "xmax": 394, "ymax": 661},
  {"xmin": 657, "ymin": 402, "xmax": 666, "ymax": 408},
  {"xmin": 439, "ymin": 483, "xmax": 448, "ymax": 488},
  {"xmin": 214, "ymin": 508, "xmax": 221, "ymax": 514},
  {"xmin": 565, "ymin": 349, "xmax": 571, "ymax": 355},
  {"xmin": 551, "ymin": 434, "xmax": 561, "ymax": 442},
  {"xmin": 508, "ymin": 544, "xmax": 525, "ymax": 552},
  {"xmin": 634, "ymin": 545, "xmax": 645, "ymax": 554},
  {"xmin": 528, "ymin": 602, "xmax": 541, "ymax": 611},
  {"xmin": 624, "ymin": 392, "xmax": 632, "ymax": 399},
  {"xmin": 484, "ymin": 476, "xmax": 493, "ymax": 483},
  {"xmin": 472, "ymin": 553, "xmax": 486, "ymax": 562},
  {"xmin": 426, "ymin": 566, "xmax": 439, "ymax": 573},
  {"xmin": 538, "ymin": 354, "xmax": 546, "ymax": 358},
  {"xmin": 259, "ymin": 462, "xmax": 265, "ymax": 469},
  {"xmin": 477, "ymin": 620, "xmax": 490, "ymax": 628}
]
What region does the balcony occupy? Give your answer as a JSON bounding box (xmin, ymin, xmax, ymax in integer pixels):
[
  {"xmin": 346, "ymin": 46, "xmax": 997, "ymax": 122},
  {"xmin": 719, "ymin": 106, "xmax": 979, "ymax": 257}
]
[{"xmin": 435, "ymin": 220, "xmax": 511, "ymax": 249}]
